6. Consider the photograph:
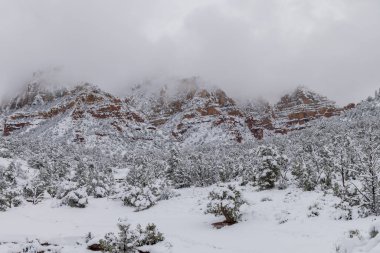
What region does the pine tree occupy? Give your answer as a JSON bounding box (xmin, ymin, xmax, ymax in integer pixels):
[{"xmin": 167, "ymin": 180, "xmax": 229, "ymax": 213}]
[
  {"xmin": 170, "ymin": 163, "xmax": 192, "ymax": 189},
  {"xmin": 166, "ymin": 145, "xmax": 180, "ymax": 184},
  {"xmin": 0, "ymin": 162, "xmax": 23, "ymax": 211},
  {"xmin": 99, "ymin": 220, "xmax": 164, "ymax": 253},
  {"xmin": 256, "ymin": 146, "xmax": 280, "ymax": 190},
  {"xmin": 136, "ymin": 223, "xmax": 165, "ymax": 246},
  {"xmin": 205, "ymin": 184, "xmax": 246, "ymax": 224}
]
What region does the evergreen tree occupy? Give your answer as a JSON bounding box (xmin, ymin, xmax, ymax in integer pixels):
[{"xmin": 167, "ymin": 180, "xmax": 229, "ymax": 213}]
[
  {"xmin": 165, "ymin": 145, "xmax": 180, "ymax": 184},
  {"xmin": 0, "ymin": 162, "xmax": 23, "ymax": 211},
  {"xmin": 256, "ymin": 146, "xmax": 280, "ymax": 190},
  {"xmin": 100, "ymin": 219, "xmax": 164, "ymax": 253},
  {"xmin": 205, "ymin": 184, "xmax": 246, "ymax": 224}
]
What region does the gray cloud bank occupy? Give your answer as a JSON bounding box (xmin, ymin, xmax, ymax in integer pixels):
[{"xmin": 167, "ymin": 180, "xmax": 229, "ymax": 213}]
[{"xmin": 1, "ymin": 0, "xmax": 380, "ymax": 105}]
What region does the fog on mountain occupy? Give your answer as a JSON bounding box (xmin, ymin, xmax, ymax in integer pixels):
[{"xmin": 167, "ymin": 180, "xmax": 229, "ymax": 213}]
[{"xmin": 1, "ymin": 1, "xmax": 380, "ymax": 253}]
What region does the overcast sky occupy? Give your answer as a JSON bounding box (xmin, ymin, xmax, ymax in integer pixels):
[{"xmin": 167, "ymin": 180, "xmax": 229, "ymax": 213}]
[{"xmin": 1, "ymin": 0, "xmax": 380, "ymax": 105}]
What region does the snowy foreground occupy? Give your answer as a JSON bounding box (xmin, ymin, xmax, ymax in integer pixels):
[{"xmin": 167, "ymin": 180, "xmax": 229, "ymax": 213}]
[{"xmin": 0, "ymin": 186, "xmax": 379, "ymax": 253}]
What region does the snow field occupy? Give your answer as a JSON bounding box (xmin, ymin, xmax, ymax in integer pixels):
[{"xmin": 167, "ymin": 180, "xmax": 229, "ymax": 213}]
[{"xmin": 0, "ymin": 185, "xmax": 375, "ymax": 253}]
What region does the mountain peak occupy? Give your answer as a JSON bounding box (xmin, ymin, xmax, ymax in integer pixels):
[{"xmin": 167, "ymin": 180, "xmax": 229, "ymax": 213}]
[
  {"xmin": 0, "ymin": 80, "xmax": 355, "ymax": 143},
  {"xmin": 1, "ymin": 82, "xmax": 69, "ymax": 112},
  {"xmin": 72, "ymin": 83, "xmax": 101, "ymax": 93},
  {"xmin": 277, "ymin": 86, "xmax": 335, "ymax": 109},
  {"xmin": 273, "ymin": 86, "xmax": 339, "ymax": 131}
]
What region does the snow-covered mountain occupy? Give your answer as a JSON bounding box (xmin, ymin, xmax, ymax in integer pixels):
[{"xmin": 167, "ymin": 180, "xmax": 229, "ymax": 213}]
[
  {"xmin": 127, "ymin": 78, "xmax": 255, "ymax": 145},
  {"xmin": 2, "ymin": 80, "xmax": 380, "ymax": 253},
  {"xmin": 0, "ymin": 79, "xmax": 354, "ymax": 145},
  {"xmin": 0, "ymin": 83, "xmax": 159, "ymax": 147},
  {"xmin": 273, "ymin": 86, "xmax": 355, "ymax": 133}
]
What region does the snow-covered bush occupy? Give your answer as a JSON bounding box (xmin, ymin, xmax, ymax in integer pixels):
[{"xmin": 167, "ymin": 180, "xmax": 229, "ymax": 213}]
[
  {"xmin": 126, "ymin": 156, "xmax": 165, "ymax": 188},
  {"xmin": 0, "ymin": 239, "xmax": 62, "ymax": 253},
  {"xmin": 205, "ymin": 184, "xmax": 246, "ymax": 224},
  {"xmin": 61, "ymin": 188, "xmax": 88, "ymax": 208},
  {"xmin": 169, "ymin": 151, "xmax": 226, "ymax": 188},
  {"xmin": 50, "ymin": 160, "xmax": 113, "ymax": 208},
  {"xmin": 261, "ymin": 197, "xmax": 272, "ymax": 202},
  {"xmin": 169, "ymin": 164, "xmax": 192, "ymax": 189},
  {"xmin": 136, "ymin": 223, "xmax": 165, "ymax": 247},
  {"xmin": 307, "ymin": 203, "xmax": 322, "ymax": 217},
  {"xmin": 123, "ymin": 163, "xmax": 176, "ymax": 211},
  {"xmin": 291, "ymin": 160, "xmax": 318, "ymax": 191},
  {"xmin": 0, "ymin": 188, "xmax": 23, "ymax": 211},
  {"xmin": 0, "ymin": 162, "xmax": 23, "ymax": 211},
  {"xmin": 186, "ymin": 154, "xmax": 220, "ymax": 187},
  {"xmin": 241, "ymin": 146, "xmax": 286, "ymax": 189},
  {"xmin": 335, "ymin": 224, "xmax": 380, "ymax": 253},
  {"xmin": 74, "ymin": 161, "xmax": 114, "ymax": 198},
  {"xmin": 370, "ymin": 226, "xmax": 379, "ymax": 239},
  {"xmin": 122, "ymin": 179, "xmax": 176, "ymax": 211},
  {"xmin": 274, "ymin": 210, "xmax": 290, "ymax": 224},
  {"xmin": 56, "ymin": 182, "xmax": 88, "ymax": 208},
  {"xmin": 99, "ymin": 219, "xmax": 164, "ymax": 253},
  {"xmin": 277, "ymin": 154, "xmax": 290, "ymax": 189},
  {"xmin": 36, "ymin": 160, "xmax": 68, "ymax": 198},
  {"xmin": 256, "ymin": 146, "xmax": 281, "ymax": 190},
  {"xmin": 290, "ymin": 139, "xmax": 335, "ymax": 192},
  {"xmin": 123, "ymin": 185, "xmax": 157, "ymax": 211},
  {"xmin": 100, "ymin": 221, "xmax": 138, "ymax": 253},
  {"xmin": 332, "ymin": 201, "xmax": 353, "ymax": 220},
  {"xmin": 23, "ymin": 178, "xmax": 46, "ymax": 205}
]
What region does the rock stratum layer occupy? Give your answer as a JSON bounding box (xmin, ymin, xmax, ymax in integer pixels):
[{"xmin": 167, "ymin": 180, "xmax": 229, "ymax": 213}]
[{"xmin": 0, "ymin": 79, "xmax": 354, "ymax": 145}]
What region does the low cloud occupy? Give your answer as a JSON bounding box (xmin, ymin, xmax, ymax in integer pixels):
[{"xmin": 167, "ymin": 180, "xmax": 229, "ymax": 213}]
[{"xmin": 1, "ymin": 0, "xmax": 380, "ymax": 105}]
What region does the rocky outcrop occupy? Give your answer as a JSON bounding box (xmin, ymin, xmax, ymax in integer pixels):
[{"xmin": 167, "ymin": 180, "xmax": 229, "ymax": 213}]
[
  {"xmin": 1, "ymin": 83, "xmax": 148, "ymax": 143},
  {"xmin": 275, "ymin": 87, "xmax": 338, "ymax": 127},
  {"xmin": 1, "ymin": 80, "xmax": 355, "ymax": 144},
  {"xmin": 127, "ymin": 78, "xmax": 253, "ymax": 144},
  {"xmin": 243, "ymin": 99, "xmax": 276, "ymax": 140},
  {"xmin": 241, "ymin": 87, "xmax": 356, "ymax": 138},
  {"xmin": 272, "ymin": 87, "xmax": 354, "ymax": 133}
]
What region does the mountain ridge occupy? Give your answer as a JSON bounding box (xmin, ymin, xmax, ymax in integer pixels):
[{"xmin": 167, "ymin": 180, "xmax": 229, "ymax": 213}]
[{"xmin": 0, "ymin": 79, "xmax": 355, "ymax": 144}]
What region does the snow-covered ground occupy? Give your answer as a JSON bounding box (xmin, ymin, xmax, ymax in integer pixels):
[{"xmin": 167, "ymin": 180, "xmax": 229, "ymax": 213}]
[{"xmin": 0, "ymin": 186, "xmax": 377, "ymax": 253}]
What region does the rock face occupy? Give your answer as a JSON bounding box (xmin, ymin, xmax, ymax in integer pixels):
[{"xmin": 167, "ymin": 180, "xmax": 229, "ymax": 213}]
[
  {"xmin": 1, "ymin": 83, "xmax": 150, "ymax": 144},
  {"xmin": 127, "ymin": 78, "xmax": 255, "ymax": 145},
  {"xmin": 0, "ymin": 80, "xmax": 354, "ymax": 145},
  {"xmin": 243, "ymin": 99, "xmax": 276, "ymax": 140},
  {"xmin": 272, "ymin": 87, "xmax": 346, "ymax": 133},
  {"xmin": 239, "ymin": 87, "xmax": 356, "ymax": 139}
]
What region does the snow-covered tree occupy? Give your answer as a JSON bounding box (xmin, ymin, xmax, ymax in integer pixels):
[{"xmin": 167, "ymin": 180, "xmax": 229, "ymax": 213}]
[
  {"xmin": 135, "ymin": 223, "xmax": 165, "ymax": 247},
  {"xmin": 100, "ymin": 220, "xmax": 139, "ymax": 253},
  {"xmin": 123, "ymin": 178, "xmax": 174, "ymax": 211},
  {"xmin": 74, "ymin": 161, "xmax": 114, "ymax": 198},
  {"xmin": 256, "ymin": 146, "xmax": 281, "ymax": 190},
  {"xmin": 23, "ymin": 176, "xmax": 45, "ymax": 205},
  {"xmin": 0, "ymin": 162, "xmax": 23, "ymax": 211},
  {"xmin": 60, "ymin": 187, "xmax": 88, "ymax": 208},
  {"xmin": 351, "ymin": 120, "xmax": 380, "ymax": 215},
  {"xmin": 291, "ymin": 141, "xmax": 330, "ymax": 191},
  {"xmin": 205, "ymin": 184, "xmax": 246, "ymax": 224},
  {"xmin": 123, "ymin": 185, "xmax": 157, "ymax": 211},
  {"xmin": 100, "ymin": 219, "xmax": 164, "ymax": 253},
  {"xmin": 165, "ymin": 145, "xmax": 180, "ymax": 184}
]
